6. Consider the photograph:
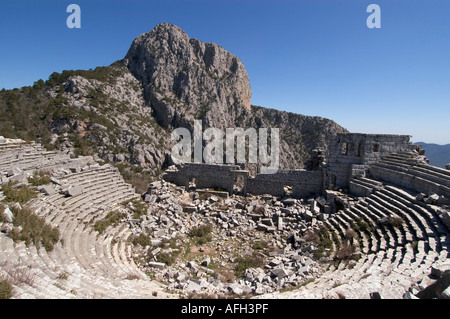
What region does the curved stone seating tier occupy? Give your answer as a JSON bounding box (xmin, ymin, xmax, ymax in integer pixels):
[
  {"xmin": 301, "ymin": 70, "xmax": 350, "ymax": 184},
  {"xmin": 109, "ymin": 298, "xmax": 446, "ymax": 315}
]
[
  {"xmin": 0, "ymin": 140, "xmax": 96, "ymax": 180},
  {"xmin": 0, "ymin": 164, "xmax": 171, "ymax": 299},
  {"xmin": 273, "ymin": 178, "xmax": 449, "ymax": 299},
  {"xmin": 369, "ymin": 151, "xmax": 450, "ymax": 198}
]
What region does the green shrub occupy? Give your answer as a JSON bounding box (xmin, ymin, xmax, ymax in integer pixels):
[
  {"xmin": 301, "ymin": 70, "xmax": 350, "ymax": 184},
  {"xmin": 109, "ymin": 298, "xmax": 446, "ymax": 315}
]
[
  {"xmin": 1, "ymin": 181, "xmax": 37, "ymax": 204},
  {"xmin": 388, "ymin": 216, "xmax": 404, "ymax": 228},
  {"xmin": 0, "ymin": 204, "xmax": 5, "ymax": 222},
  {"xmin": 189, "ymin": 224, "xmax": 213, "ymax": 245},
  {"xmin": 132, "ymin": 233, "xmax": 151, "ymax": 247},
  {"xmin": 353, "ymin": 217, "xmax": 375, "ymax": 233},
  {"xmin": 28, "ymin": 170, "xmax": 51, "ymax": 186},
  {"xmin": 130, "ymin": 200, "xmax": 147, "ymax": 219},
  {"xmin": 252, "ymin": 240, "xmax": 269, "ymax": 251},
  {"xmin": 156, "ymin": 251, "xmax": 179, "ymax": 266},
  {"xmin": 189, "ymin": 224, "xmax": 213, "ymax": 238},
  {"xmin": 234, "ymin": 255, "xmax": 264, "ymax": 278},
  {"xmin": 0, "ymin": 279, "xmax": 13, "ymax": 299},
  {"xmin": 10, "ymin": 206, "xmax": 59, "ymax": 252},
  {"xmin": 334, "ymin": 243, "xmax": 356, "ymax": 261},
  {"xmin": 94, "ymin": 211, "xmax": 126, "ymax": 234}
]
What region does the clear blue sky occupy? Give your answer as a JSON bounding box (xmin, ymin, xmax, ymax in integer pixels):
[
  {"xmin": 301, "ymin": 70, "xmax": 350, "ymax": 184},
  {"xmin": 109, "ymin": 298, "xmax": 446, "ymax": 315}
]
[{"xmin": 1, "ymin": 0, "xmax": 449, "ymax": 144}]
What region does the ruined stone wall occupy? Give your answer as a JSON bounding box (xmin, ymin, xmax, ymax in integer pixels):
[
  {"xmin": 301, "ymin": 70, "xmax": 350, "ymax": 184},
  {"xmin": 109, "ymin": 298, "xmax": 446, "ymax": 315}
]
[
  {"xmin": 326, "ymin": 133, "xmax": 416, "ymax": 189},
  {"xmin": 162, "ymin": 163, "xmax": 324, "ymax": 198},
  {"xmin": 246, "ymin": 170, "xmax": 323, "ymax": 198},
  {"xmin": 162, "ymin": 163, "xmax": 241, "ymax": 193}
]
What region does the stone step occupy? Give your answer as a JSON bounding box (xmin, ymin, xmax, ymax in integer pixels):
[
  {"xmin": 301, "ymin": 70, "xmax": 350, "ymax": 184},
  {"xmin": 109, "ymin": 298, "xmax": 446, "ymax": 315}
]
[
  {"xmin": 364, "ymin": 197, "xmax": 404, "ymax": 248},
  {"xmin": 382, "ymin": 186, "xmax": 443, "ymax": 240},
  {"xmin": 349, "ymin": 205, "xmax": 382, "ymax": 253}
]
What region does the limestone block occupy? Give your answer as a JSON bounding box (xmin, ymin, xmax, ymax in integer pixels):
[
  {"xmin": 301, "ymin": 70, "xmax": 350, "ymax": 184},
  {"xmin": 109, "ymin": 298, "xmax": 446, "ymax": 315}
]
[
  {"xmin": 10, "ymin": 172, "xmax": 28, "ymax": 183},
  {"xmin": 282, "ymin": 198, "xmax": 296, "ymax": 206},
  {"xmin": 256, "ymin": 223, "xmax": 268, "ymax": 232},
  {"xmin": 303, "ymin": 210, "xmax": 314, "ymax": 221},
  {"xmin": 316, "ymin": 196, "xmax": 327, "ymax": 206},
  {"xmin": 182, "ymin": 206, "xmax": 197, "ymax": 213},
  {"xmin": 67, "ymin": 185, "xmax": 83, "ymax": 197},
  {"xmin": 271, "ymin": 268, "xmax": 289, "ymax": 279},
  {"xmin": 261, "ymin": 218, "xmax": 273, "ymax": 227},
  {"xmin": 201, "ymin": 256, "xmax": 211, "ymax": 267},
  {"xmin": 148, "ymin": 262, "xmax": 166, "ymax": 269},
  {"xmin": 277, "ymin": 216, "xmax": 283, "ymax": 230},
  {"xmin": 311, "ymin": 200, "xmax": 321, "ymax": 215},
  {"xmin": 402, "ymin": 291, "xmax": 419, "ymax": 299},
  {"xmin": 2, "ymin": 207, "xmax": 13, "ymax": 223},
  {"xmin": 0, "ymin": 223, "xmax": 12, "ymax": 234},
  {"xmin": 40, "ymin": 185, "xmax": 56, "ymax": 196},
  {"xmin": 6, "ymin": 167, "xmax": 21, "ymax": 177}
]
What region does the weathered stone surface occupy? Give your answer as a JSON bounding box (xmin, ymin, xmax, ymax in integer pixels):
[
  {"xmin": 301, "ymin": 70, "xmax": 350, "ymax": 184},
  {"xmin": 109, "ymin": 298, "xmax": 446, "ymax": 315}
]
[
  {"xmin": 282, "ymin": 198, "xmax": 296, "ymax": 206},
  {"xmin": 66, "ymin": 185, "xmax": 84, "ymax": 197},
  {"xmin": 0, "ymin": 223, "xmax": 12, "ymax": 234},
  {"xmin": 271, "ymin": 268, "xmax": 289, "ymax": 279},
  {"xmin": 148, "ymin": 262, "xmax": 166, "ymax": 269},
  {"xmin": 125, "ymin": 23, "xmax": 251, "ymax": 130},
  {"xmin": 2, "ymin": 207, "xmax": 13, "ymax": 223},
  {"xmin": 40, "ymin": 185, "xmax": 56, "ymax": 196},
  {"xmin": 201, "ymin": 256, "xmax": 211, "ymax": 267}
]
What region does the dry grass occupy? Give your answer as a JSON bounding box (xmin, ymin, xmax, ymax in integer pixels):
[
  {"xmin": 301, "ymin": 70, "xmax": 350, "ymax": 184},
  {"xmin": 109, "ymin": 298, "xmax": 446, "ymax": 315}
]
[
  {"xmin": 9, "ymin": 206, "xmax": 60, "ymax": 252},
  {"xmin": 125, "ymin": 272, "xmax": 142, "ymax": 280},
  {"xmin": 334, "ymin": 243, "xmax": 356, "ymax": 261},
  {"xmin": 345, "ymin": 228, "xmax": 356, "ymax": 239},
  {"xmin": 388, "ymin": 216, "xmax": 404, "ymax": 228},
  {"xmin": 0, "ymin": 277, "xmax": 13, "ymax": 299}
]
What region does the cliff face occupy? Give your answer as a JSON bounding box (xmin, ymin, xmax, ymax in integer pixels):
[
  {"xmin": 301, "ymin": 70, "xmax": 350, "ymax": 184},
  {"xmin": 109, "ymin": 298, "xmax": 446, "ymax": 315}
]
[
  {"xmin": 0, "ymin": 23, "xmax": 347, "ymax": 189},
  {"xmin": 122, "ymin": 23, "xmax": 346, "ymax": 170},
  {"xmin": 125, "ymin": 23, "xmax": 252, "ymax": 130}
]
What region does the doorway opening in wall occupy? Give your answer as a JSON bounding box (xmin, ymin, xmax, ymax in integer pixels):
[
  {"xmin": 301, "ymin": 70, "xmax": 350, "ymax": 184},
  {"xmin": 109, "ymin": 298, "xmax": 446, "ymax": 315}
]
[
  {"xmin": 373, "ymin": 143, "xmax": 380, "ymax": 152},
  {"xmin": 284, "ymin": 185, "xmax": 293, "ymax": 197},
  {"xmin": 358, "ymin": 143, "xmax": 363, "ymax": 157},
  {"xmin": 233, "ymin": 175, "xmax": 245, "ymax": 195}
]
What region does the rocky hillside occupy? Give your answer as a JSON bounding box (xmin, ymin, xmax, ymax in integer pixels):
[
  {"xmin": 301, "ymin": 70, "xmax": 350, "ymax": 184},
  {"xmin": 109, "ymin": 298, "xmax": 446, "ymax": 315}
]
[{"xmin": 0, "ymin": 23, "xmax": 347, "ymax": 192}]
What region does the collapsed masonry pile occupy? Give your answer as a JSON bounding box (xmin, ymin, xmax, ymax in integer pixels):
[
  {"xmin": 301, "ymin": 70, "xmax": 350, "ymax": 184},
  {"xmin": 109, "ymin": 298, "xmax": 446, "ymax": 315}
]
[{"xmin": 134, "ymin": 180, "xmax": 329, "ymax": 296}]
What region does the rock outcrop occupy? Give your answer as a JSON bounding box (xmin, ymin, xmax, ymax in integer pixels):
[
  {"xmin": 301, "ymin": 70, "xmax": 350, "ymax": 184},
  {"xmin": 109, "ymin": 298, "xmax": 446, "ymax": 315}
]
[{"xmin": 125, "ymin": 23, "xmax": 252, "ymax": 130}]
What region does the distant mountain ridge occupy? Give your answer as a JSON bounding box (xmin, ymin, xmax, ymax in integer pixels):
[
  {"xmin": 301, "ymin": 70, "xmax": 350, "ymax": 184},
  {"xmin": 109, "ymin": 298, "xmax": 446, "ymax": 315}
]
[{"xmin": 415, "ymin": 142, "xmax": 450, "ymax": 168}]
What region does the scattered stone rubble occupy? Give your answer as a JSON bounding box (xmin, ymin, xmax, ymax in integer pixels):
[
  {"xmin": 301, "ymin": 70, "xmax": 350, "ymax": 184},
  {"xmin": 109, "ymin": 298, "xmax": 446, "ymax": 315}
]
[{"xmin": 130, "ymin": 180, "xmax": 329, "ymax": 296}]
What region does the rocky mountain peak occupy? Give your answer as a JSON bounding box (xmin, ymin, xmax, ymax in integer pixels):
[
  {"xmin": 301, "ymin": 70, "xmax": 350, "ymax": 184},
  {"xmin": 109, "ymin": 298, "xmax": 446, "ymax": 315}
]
[{"xmin": 124, "ymin": 23, "xmax": 252, "ymax": 130}]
